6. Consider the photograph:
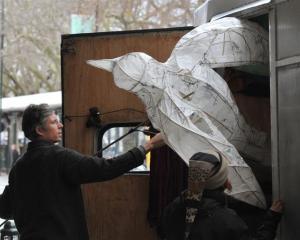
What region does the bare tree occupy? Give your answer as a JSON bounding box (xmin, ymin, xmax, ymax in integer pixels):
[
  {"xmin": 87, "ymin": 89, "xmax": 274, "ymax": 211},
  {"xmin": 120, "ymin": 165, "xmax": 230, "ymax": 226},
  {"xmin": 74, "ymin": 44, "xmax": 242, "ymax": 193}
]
[
  {"xmin": 2, "ymin": 0, "xmax": 70, "ymax": 96},
  {"xmin": 1, "ymin": 0, "xmax": 203, "ymax": 97}
]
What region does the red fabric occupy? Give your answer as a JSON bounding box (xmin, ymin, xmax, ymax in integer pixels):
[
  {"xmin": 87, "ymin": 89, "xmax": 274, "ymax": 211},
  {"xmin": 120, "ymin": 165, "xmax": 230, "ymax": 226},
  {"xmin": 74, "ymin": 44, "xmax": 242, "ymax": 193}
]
[{"xmin": 147, "ymin": 146, "xmax": 188, "ymax": 227}]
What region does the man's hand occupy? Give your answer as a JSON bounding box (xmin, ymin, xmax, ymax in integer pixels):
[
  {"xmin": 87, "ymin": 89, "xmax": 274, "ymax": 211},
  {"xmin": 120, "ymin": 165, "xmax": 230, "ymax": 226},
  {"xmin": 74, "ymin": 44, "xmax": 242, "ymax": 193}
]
[
  {"xmin": 270, "ymin": 200, "xmax": 284, "ymax": 213},
  {"xmin": 143, "ymin": 133, "xmax": 165, "ymax": 153}
]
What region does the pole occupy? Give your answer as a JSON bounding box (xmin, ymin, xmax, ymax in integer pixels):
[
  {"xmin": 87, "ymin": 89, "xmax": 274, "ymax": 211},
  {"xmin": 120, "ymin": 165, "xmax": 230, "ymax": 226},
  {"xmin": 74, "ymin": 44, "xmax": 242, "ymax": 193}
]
[
  {"xmin": 0, "ymin": 0, "xmax": 4, "ymax": 172},
  {"xmin": 0, "ymin": 0, "xmax": 4, "ymax": 105}
]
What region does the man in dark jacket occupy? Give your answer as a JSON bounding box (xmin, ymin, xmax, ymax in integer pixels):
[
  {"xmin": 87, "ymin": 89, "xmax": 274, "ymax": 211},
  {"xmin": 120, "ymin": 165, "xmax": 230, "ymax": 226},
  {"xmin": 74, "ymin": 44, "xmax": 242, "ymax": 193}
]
[
  {"xmin": 161, "ymin": 151, "xmax": 283, "ymax": 240},
  {"xmin": 0, "ymin": 103, "xmax": 164, "ymax": 240}
]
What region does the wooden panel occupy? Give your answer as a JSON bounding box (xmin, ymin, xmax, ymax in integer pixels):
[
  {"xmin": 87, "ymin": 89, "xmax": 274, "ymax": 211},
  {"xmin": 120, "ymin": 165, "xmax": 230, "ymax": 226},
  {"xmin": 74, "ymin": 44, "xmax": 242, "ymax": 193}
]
[
  {"xmin": 82, "ymin": 175, "xmax": 156, "ymax": 240},
  {"xmin": 61, "ymin": 28, "xmax": 191, "ymax": 240},
  {"xmin": 62, "ymin": 27, "xmax": 271, "ymax": 240},
  {"xmin": 62, "ymin": 29, "xmax": 191, "ymax": 154}
]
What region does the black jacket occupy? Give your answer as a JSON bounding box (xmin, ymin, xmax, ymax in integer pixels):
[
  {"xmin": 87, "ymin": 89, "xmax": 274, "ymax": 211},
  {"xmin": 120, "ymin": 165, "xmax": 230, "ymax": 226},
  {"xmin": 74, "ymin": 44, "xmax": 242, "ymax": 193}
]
[
  {"xmin": 161, "ymin": 190, "xmax": 281, "ymax": 240},
  {"xmin": 0, "ymin": 140, "xmax": 145, "ymax": 240}
]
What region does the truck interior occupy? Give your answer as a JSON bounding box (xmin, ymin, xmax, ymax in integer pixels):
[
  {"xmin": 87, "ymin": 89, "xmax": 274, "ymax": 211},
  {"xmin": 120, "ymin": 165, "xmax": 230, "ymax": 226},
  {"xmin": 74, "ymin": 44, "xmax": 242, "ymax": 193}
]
[
  {"xmin": 62, "ymin": 0, "xmax": 300, "ymax": 238},
  {"xmin": 61, "ymin": 18, "xmax": 272, "ymax": 240}
]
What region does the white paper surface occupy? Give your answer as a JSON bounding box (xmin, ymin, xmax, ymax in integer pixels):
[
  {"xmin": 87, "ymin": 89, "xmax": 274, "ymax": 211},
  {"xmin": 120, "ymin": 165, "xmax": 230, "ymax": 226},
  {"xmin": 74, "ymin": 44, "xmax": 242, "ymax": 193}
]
[{"xmin": 87, "ymin": 17, "xmax": 269, "ymax": 208}]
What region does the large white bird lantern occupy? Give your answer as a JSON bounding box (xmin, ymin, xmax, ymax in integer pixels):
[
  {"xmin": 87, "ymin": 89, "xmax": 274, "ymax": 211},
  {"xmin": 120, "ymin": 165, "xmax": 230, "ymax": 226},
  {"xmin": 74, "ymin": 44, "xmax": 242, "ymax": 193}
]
[{"xmin": 87, "ymin": 17, "xmax": 269, "ymax": 208}]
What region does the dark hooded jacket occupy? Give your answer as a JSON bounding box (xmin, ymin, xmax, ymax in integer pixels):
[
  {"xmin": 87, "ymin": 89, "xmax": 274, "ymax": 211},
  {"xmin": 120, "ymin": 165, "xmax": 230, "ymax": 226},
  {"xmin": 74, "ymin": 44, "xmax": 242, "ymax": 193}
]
[
  {"xmin": 161, "ymin": 189, "xmax": 281, "ymax": 240},
  {"xmin": 0, "ymin": 140, "xmax": 145, "ymax": 240}
]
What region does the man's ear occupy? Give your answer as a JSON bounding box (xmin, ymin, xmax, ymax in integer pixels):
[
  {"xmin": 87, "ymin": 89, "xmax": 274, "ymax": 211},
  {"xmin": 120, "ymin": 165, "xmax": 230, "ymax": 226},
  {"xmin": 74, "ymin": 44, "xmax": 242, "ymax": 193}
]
[{"xmin": 35, "ymin": 126, "xmax": 44, "ymax": 137}]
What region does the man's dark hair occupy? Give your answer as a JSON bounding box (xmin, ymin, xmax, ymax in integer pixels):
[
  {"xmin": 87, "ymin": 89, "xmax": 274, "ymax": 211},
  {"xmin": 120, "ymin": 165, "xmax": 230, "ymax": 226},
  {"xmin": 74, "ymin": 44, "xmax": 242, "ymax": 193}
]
[{"xmin": 22, "ymin": 104, "xmax": 53, "ymax": 141}]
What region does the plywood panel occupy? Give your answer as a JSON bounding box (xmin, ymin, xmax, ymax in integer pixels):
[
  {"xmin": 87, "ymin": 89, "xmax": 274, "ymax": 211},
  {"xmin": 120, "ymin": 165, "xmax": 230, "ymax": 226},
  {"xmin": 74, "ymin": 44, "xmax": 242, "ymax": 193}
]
[
  {"xmin": 62, "ymin": 29, "xmax": 191, "ymax": 154},
  {"xmin": 82, "ymin": 175, "xmax": 156, "ymax": 240},
  {"xmin": 61, "ymin": 28, "xmax": 191, "ymax": 240},
  {"xmin": 62, "ymin": 27, "xmax": 271, "ymax": 240}
]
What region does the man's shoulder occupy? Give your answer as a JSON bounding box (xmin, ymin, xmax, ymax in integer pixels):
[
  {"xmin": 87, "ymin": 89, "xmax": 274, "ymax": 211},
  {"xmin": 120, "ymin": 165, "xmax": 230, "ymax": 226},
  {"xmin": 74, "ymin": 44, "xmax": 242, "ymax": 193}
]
[
  {"xmin": 22, "ymin": 144, "xmax": 73, "ymax": 161},
  {"xmin": 49, "ymin": 145, "xmax": 85, "ymax": 161},
  {"xmin": 46, "ymin": 144, "xmax": 78, "ymax": 157}
]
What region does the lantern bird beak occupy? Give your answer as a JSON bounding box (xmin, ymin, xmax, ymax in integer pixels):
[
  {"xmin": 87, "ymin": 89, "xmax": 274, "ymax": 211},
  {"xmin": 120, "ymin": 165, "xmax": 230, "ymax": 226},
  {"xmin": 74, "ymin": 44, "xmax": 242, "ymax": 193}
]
[{"xmin": 87, "ymin": 58, "xmax": 119, "ymax": 72}]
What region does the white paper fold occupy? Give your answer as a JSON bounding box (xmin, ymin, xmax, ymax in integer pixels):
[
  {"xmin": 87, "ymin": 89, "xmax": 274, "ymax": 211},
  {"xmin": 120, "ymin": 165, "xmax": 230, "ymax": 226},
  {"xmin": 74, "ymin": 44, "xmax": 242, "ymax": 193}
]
[{"xmin": 87, "ymin": 17, "xmax": 269, "ymax": 208}]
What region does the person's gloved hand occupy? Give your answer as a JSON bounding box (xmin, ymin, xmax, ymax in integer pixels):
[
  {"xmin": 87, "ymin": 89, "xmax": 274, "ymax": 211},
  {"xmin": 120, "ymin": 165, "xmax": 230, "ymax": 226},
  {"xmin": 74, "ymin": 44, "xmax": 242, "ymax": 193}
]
[{"xmin": 270, "ymin": 200, "xmax": 284, "ymax": 213}]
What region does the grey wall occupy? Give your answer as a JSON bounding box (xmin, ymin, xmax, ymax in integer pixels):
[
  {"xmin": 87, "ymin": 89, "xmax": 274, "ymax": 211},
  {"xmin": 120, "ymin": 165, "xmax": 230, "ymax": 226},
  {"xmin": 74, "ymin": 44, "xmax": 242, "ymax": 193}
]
[
  {"xmin": 275, "ymin": 0, "xmax": 300, "ymax": 239},
  {"xmin": 278, "ymin": 65, "xmax": 300, "ymax": 239},
  {"xmin": 277, "ymin": 0, "xmax": 300, "ymax": 60}
]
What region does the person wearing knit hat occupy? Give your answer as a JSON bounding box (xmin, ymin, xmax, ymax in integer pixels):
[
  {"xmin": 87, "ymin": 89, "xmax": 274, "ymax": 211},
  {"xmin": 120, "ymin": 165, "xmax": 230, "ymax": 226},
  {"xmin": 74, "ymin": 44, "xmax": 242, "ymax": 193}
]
[
  {"xmin": 185, "ymin": 151, "xmax": 230, "ymax": 239},
  {"xmin": 161, "ymin": 151, "xmax": 283, "ymax": 240}
]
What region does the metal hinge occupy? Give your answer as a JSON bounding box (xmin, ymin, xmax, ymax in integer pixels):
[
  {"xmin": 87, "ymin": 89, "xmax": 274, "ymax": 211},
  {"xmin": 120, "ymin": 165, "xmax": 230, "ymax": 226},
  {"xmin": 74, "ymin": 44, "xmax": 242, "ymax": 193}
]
[{"xmin": 61, "ymin": 39, "xmax": 76, "ymax": 55}]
